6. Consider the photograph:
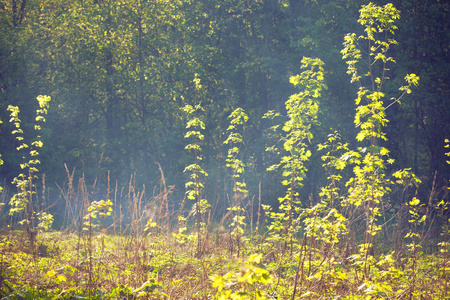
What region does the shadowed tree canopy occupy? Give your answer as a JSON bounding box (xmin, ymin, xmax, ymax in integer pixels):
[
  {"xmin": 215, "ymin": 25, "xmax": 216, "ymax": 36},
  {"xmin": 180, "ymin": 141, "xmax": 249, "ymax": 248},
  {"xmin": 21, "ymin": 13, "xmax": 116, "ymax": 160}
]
[{"xmin": 0, "ymin": 0, "xmax": 448, "ymax": 207}]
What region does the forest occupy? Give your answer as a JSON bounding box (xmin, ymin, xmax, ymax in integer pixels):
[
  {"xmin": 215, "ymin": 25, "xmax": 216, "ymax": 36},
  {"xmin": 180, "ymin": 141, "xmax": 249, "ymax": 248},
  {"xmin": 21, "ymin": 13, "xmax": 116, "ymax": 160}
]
[{"xmin": 0, "ymin": 0, "xmax": 449, "ymax": 299}]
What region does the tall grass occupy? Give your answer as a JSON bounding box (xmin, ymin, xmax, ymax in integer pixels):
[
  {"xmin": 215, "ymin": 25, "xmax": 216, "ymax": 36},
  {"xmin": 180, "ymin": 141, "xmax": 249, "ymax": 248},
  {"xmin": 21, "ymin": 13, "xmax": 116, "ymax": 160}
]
[{"xmin": 0, "ymin": 162, "xmax": 448, "ymax": 299}]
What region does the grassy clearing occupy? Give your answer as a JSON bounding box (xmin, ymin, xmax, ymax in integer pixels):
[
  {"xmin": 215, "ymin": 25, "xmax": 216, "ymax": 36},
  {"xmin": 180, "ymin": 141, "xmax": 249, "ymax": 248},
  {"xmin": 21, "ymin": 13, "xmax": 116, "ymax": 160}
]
[{"xmin": 0, "ymin": 198, "xmax": 449, "ymax": 300}]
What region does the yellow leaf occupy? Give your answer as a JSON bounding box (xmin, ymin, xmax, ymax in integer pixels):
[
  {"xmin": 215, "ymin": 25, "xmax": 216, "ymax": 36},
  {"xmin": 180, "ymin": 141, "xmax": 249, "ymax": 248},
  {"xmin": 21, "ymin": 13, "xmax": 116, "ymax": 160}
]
[
  {"xmin": 210, "ymin": 274, "xmax": 225, "ymax": 291},
  {"xmin": 409, "ymin": 197, "xmax": 420, "ymax": 206}
]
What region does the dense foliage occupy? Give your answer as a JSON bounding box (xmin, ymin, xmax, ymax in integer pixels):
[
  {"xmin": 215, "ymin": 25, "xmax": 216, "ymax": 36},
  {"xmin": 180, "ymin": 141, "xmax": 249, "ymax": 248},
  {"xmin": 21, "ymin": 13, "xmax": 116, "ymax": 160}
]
[
  {"xmin": 0, "ymin": 0, "xmax": 448, "ymax": 203},
  {"xmin": 0, "ymin": 1, "xmax": 449, "ymax": 298}
]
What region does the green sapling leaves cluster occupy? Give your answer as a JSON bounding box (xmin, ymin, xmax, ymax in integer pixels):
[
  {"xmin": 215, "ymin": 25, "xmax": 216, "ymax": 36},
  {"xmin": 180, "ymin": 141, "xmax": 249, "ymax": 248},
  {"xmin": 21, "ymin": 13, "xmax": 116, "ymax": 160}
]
[
  {"xmin": 341, "ymin": 2, "xmax": 420, "ymax": 278},
  {"xmin": 436, "ymin": 139, "xmax": 450, "ymax": 281},
  {"xmin": 181, "ymin": 102, "xmax": 209, "ymax": 215},
  {"xmin": 263, "ymin": 57, "xmax": 326, "ymax": 248},
  {"xmin": 83, "ymin": 199, "xmax": 113, "ymax": 231},
  {"xmin": 7, "ymin": 95, "xmax": 52, "ymax": 231},
  {"xmin": 342, "ymin": 3, "xmax": 415, "ymax": 223},
  {"xmin": 224, "ymin": 107, "xmax": 249, "ymax": 197},
  {"xmin": 210, "ymin": 253, "xmax": 272, "ymax": 299},
  {"xmin": 181, "ymin": 88, "xmax": 209, "ymax": 255},
  {"xmin": 224, "ymin": 108, "xmax": 249, "ymax": 248}
]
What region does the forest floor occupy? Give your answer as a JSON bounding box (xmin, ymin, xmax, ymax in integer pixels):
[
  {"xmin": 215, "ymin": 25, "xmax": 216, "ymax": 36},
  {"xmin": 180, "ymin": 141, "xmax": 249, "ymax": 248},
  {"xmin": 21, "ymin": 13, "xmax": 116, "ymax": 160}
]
[{"xmin": 0, "ymin": 225, "xmax": 448, "ymax": 299}]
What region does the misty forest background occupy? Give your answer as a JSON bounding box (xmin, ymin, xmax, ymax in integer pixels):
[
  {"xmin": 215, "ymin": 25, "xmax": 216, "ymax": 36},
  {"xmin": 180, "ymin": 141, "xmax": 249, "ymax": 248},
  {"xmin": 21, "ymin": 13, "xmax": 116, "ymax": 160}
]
[{"xmin": 0, "ymin": 0, "xmax": 449, "ymax": 227}]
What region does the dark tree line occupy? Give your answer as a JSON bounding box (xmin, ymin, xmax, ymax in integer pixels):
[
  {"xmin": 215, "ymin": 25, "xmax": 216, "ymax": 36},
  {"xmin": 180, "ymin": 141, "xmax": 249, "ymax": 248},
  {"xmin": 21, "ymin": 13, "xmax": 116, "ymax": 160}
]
[{"xmin": 0, "ymin": 0, "xmax": 448, "ymax": 213}]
